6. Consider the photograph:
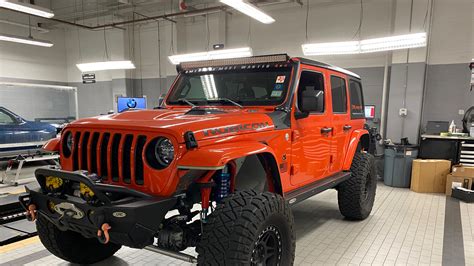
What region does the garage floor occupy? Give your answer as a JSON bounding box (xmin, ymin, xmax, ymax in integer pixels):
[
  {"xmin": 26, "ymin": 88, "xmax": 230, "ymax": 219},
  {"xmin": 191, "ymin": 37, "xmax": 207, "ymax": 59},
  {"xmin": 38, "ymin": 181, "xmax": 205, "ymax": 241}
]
[{"xmin": 0, "ymin": 172, "xmax": 473, "ymax": 265}]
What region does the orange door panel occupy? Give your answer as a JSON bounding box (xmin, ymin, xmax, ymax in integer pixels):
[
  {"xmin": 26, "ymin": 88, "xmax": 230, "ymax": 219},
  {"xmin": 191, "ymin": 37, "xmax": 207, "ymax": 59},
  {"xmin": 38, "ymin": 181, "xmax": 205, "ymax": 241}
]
[
  {"xmin": 290, "ymin": 68, "xmax": 332, "ymax": 186},
  {"xmin": 327, "ymin": 73, "xmax": 352, "ymax": 173}
]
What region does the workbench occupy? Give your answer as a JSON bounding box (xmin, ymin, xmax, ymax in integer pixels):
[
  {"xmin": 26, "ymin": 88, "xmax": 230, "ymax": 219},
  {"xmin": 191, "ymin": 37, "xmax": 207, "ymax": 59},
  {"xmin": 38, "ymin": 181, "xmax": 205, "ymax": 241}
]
[{"xmin": 420, "ymin": 134, "xmax": 474, "ymax": 165}]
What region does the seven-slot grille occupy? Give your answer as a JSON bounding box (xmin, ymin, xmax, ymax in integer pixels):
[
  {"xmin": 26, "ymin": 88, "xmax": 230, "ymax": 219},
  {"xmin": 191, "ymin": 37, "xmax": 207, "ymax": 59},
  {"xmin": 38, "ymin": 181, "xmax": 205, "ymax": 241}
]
[{"xmin": 69, "ymin": 131, "xmax": 146, "ymax": 185}]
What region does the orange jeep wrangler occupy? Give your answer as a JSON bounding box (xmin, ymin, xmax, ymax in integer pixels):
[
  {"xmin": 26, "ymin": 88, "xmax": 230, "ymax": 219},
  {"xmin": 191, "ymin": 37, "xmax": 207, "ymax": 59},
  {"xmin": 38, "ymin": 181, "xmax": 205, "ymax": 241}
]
[{"xmin": 20, "ymin": 54, "xmax": 376, "ymax": 265}]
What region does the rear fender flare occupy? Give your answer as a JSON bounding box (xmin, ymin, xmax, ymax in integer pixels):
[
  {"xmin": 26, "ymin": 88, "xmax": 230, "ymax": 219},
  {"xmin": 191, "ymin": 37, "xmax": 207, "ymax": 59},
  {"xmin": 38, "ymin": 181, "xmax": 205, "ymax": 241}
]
[{"xmin": 342, "ymin": 129, "xmax": 370, "ymax": 170}]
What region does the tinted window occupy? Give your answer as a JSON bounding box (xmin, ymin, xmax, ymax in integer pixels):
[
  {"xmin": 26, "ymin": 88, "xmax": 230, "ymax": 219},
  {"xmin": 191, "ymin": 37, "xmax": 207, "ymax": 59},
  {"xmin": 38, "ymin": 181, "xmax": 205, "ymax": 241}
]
[
  {"xmin": 167, "ymin": 67, "xmax": 292, "ymax": 106},
  {"xmin": 330, "ymin": 76, "xmax": 347, "ymax": 113},
  {"xmin": 349, "ymin": 80, "xmax": 365, "ymax": 118},
  {"xmin": 297, "ymin": 71, "xmax": 325, "ymax": 113},
  {"xmin": 0, "ymin": 110, "xmax": 14, "ymax": 124}
]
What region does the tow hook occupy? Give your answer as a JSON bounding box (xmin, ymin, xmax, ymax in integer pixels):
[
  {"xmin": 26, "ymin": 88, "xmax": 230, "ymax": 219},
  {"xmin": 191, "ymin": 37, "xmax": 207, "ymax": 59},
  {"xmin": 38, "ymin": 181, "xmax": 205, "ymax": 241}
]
[
  {"xmin": 97, "ymin": 223, "xmax": 111, "ymax": 244},
  {"xmin": 26, "ymin": 204, "xmax": 37, "ymax": 221}
]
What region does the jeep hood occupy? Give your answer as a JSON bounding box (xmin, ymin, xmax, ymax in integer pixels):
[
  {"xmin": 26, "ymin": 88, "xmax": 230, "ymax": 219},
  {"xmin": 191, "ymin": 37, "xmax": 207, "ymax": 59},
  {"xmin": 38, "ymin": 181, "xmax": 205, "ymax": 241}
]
[{"xmin": 67, "ymin": 108, "xmax": 277, "ymax": 143}]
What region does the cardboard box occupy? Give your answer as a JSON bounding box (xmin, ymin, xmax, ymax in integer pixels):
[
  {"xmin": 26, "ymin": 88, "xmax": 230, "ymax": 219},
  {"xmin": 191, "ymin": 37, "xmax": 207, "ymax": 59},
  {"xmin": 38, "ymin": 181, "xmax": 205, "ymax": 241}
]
[
  {"xmin": 451, "ymin": 164, "xmax": 474, "ymax": 177},
  {"xmin": 446, "ymin": 174, "xmax": 473, "ymax": 196},
  {"xmin": 411, "ymin": 159, "xmax": 451, "ymax": 193}
]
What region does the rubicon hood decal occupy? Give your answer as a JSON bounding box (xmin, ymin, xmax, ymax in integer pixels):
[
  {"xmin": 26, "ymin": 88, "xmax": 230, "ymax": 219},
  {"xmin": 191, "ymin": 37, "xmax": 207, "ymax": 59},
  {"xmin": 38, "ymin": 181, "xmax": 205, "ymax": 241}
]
[
  {"xmin": 66, "ymin": 109, "xmax": 275, "ymax": 143},
  {"xmin": 203, "ymin": 122, "xmax": 271, "ymax": 136}
]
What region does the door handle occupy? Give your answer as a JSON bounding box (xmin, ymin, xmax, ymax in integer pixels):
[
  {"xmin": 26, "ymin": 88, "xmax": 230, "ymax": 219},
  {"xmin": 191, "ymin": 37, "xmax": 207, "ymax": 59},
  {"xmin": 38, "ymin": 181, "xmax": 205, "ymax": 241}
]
[
  {"xmin": 321, "ymin": 127, "xmax": 333, "ymax": 134},
  {"xmin": 343, "ymin": 125, "xmax": 352, "ymax": 131}
]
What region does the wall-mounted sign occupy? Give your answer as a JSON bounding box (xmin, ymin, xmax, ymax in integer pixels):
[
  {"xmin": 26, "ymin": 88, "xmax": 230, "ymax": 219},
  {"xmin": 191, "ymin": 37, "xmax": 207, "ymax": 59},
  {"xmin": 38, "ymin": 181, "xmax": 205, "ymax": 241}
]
[{"xmin": 82, "ymin": 73, "xmax": 96, "ymax": 84}]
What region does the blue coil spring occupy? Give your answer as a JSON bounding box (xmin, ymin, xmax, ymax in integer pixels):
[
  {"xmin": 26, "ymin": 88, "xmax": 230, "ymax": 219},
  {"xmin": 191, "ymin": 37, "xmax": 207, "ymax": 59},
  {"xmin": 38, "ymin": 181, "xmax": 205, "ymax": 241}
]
[{"xmin": 215, "ymin": 169, "xmax": 231, "ymax": 203}]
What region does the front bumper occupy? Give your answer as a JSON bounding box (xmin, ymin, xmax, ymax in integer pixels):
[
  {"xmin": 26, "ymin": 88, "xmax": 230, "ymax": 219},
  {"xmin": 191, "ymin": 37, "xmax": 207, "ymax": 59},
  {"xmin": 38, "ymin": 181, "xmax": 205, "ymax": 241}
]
[{"xmin": 19, "ymin": 168, "xmax": 177, "ymax": 248}]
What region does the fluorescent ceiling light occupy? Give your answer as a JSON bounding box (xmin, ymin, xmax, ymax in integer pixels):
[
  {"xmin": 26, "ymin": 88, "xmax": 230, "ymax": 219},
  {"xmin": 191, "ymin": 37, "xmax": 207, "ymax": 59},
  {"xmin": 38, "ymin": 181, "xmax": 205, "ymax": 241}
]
[
  {"xmin": 360, "ymin": 32, "xmax": 427, "ymax": 53},
  {"xmin": 0, "ymin": 33, "xmax": 53, "ymax": 47},
  {"xmin": 220, "ymin": 0, "xmax": 275, "ymax": 24},
  {"xmin": 302, "ymin": 41, "xmax": 360, "ymax": 56},
  {"xmin": 168, "ymin": 47, "xmax": 253, "ymax": 65},
  {"xmin": 302, "ymin": 32, "xmax": 427, "ymax": 56},
  {"xmin": 76, "ymin": 60, "xmax": 136, "ymax": 72},
  {"xmin": 0, "ymin": 0, "xmax": 54, "ymax": 18}
]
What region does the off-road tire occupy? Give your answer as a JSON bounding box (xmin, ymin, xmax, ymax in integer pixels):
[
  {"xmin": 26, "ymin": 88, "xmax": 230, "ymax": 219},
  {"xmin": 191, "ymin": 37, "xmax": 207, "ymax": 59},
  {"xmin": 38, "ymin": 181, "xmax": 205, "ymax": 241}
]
[
  {"xmin": 197, "ymin": 190, "xmax": 295, "ymax": 265},
  {"xmin": 36, "ymin": 215, "xmax": 121, "ymax": 264},
  {"xmin": 337, "ymin": 152, "xmax": 376, "ymax": 220}
]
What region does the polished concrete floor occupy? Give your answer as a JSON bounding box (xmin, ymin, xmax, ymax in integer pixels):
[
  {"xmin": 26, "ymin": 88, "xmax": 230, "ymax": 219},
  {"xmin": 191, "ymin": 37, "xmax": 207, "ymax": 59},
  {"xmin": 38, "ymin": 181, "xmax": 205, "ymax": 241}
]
[{"xmin": 0, "ymin": 171, "xmax": 473, "ymax": 265}]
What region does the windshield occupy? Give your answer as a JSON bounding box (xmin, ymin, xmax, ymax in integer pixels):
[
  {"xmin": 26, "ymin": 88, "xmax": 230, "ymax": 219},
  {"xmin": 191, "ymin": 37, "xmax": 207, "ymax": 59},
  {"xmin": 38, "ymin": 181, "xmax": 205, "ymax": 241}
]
[{"xmin": 167, "ymin": 66, "xmax": 292, "ymax": 106}]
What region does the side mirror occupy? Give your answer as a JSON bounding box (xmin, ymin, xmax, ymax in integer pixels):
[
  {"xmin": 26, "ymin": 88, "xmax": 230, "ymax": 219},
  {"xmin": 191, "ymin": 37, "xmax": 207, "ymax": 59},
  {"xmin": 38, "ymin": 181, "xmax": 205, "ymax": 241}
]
[
  {"xmin": 294, "ymin": 110, "xmax": 309, "ymax": 119},
  {"xmin": 295, "ymin": 90, "xmax": 324, "ymax": 119}
]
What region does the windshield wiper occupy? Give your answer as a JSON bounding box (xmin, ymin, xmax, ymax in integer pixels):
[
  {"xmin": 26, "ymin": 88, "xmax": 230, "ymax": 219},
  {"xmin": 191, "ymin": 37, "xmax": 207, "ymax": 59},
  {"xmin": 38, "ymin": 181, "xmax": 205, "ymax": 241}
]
[
  {"xmin": 207, "ymin": 98, "xmax": 243, "ymax": 109},
  {"xmin": 177, "ymin": 98, "xmax": 196, "ymax": 108}
]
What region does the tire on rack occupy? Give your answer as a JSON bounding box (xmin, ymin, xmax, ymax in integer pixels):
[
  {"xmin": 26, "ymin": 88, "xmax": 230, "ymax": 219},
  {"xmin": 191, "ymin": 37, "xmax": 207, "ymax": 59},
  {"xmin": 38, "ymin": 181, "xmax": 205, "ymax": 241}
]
[
  {"xmin": 36, "ymin": 215, "xmax": 122, "ymax": 264},
  {"xmin": 337, "ymin": 151, "xmax": 376, "ymax": 220},
  {"xmin": 197, "ymin": 190, "xmax": 295, "ymax": 265}
]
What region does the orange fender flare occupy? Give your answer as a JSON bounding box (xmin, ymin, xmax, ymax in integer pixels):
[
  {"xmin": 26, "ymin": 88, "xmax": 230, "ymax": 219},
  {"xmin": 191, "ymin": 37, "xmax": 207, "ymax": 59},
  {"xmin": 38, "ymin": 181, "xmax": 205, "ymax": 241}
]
[
  {"xmin": 178, "ymin": 141, "xmax": 277, "ymax": 170},
  {"xmin": 342, "ymin": 129, "xmax": 369, "ymax": 171},
  {"xmin": 43, "ymin": 137, "xmax": 60, "ymax": 152}
]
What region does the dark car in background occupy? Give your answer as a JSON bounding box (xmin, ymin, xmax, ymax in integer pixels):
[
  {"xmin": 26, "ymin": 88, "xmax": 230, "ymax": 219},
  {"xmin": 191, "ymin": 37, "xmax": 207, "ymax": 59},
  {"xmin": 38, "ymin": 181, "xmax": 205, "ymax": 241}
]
[{"xmin": 0, "ymin": 107, "xmax": 57, "ymax": 158}]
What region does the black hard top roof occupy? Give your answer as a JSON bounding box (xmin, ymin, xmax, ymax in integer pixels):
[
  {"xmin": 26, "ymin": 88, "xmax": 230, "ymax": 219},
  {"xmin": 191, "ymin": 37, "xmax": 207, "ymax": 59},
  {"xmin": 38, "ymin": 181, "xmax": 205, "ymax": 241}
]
[{"xmin": 293, "ymin": 57, "xmax": 360, "ymax": 79}]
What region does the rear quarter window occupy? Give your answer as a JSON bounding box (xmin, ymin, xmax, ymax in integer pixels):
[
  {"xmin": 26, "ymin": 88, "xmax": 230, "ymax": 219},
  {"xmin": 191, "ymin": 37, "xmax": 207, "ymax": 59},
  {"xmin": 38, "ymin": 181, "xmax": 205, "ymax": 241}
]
[
  {"xmin": 349, "ymin": 79, "xmax": 365, "ymax": 119},
  {"xmin": 330, "ymin": 76, "xmax": 347, "ymax": 113}
]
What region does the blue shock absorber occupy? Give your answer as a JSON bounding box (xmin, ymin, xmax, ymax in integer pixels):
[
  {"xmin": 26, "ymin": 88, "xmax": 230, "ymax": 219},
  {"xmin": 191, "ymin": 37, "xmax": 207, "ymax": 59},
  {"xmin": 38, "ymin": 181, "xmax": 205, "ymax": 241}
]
[{"xmin": 215, "ymin": 166, "xmax": 231, "ymax": 203}]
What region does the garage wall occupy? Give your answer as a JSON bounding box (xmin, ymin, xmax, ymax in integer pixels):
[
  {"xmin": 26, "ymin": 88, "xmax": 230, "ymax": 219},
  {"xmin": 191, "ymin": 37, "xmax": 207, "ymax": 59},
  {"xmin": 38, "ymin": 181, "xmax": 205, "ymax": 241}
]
[
  {"xmin": 0, "ymin": 13, "xmax": 68, "ymax": 83},
  {"xmin": 423, "ymin": 64, "xmax": 474, "ymax": 127},
  {"xmin": 386, "ymin": 62, "xmax": 426, "ymax": 143},
  {"xmin": 62, "ymin": 27, "xmax": 131, "ymax": 117}
]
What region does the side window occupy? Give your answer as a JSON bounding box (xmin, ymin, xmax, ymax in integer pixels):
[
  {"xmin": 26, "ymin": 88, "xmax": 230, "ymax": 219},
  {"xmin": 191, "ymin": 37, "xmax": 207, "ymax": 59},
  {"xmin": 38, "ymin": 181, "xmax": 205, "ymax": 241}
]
[
  {"xmin": 297, "ymin": 71, "xmax": 325, "ymax": 113},
  {"xmin": 349, "ymin": 80, "xmax": 365, "ymax": 118},
  {"xmin": 330, "ymin": 76, "xmax": 347, "ymax": 113},
  {"xmin": 0, "ymin": 110, "xmax": 15, "ymax": 124}
]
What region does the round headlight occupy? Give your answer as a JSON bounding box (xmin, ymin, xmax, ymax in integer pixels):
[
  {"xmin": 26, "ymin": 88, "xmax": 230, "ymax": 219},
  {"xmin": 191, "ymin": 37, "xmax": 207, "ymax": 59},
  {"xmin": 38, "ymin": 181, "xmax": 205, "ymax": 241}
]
[
  {"xmin": 62, "ymin": 131, "xmax": 73, "ymax": 157},
  {"xmin": 155, "ymin": 138, "xmax": 174, "ymax": 166},
  {"xmin": 66, "ymin": 133, "xmax": 74, "ymax": 151}
]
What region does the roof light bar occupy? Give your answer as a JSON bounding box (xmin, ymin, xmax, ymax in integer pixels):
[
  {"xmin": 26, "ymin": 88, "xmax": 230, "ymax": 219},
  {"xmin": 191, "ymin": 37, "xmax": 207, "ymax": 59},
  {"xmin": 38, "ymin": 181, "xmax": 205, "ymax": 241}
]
[
  {"xmin": 179, "ymin": 54, "xmax": 289, "ymax": 70},
  {"xmin": 302, "ymin": 32, "xmax": 427, "ymax": 56},
  {"xmin": 0, "ymin": 0, "xmax": 54, "ymax": 18},
  {"xmin": 0, "ymin": 33, "xmax": 53, "ymax": 47},
  {"xmin": 220, "ymin": 0, "xmax": 275, "ymax": 24},
  {"xmin": 76, "ymin": 60, "xmax": 136, "ymax": 72},
  {"xmin": 168, "ymin": 47, "xmax": 253, "ymax": 65}
]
